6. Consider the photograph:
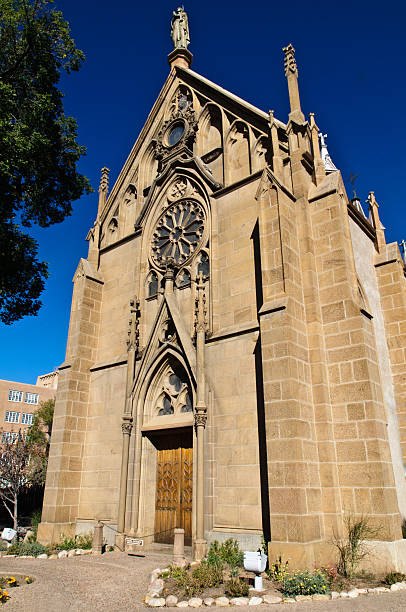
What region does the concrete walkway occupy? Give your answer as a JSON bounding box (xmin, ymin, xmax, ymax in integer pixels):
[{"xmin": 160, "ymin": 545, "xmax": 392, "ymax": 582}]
[{"xmin": 1, "ymin": 552, "xmax": 406, "ymax": 611}]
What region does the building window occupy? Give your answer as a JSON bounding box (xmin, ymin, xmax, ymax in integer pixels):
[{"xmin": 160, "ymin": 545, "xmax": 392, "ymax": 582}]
[
  {"xmin": 2, "ymin": 432, "xmax": 18, "ymax": 443},
  {"xmin": 5, "ymin": 411, "xmax": 19, "ymax": 424},
  {"xmin": 8, "ymin": 390, "xmax": 23, "ymax": 402},
  {"xmin": 24, "ymin": 392, "xmax": 39, "ymax": 405},
  {"xmin": 21, "ymin": 413, "xmax": 34, "ymax": 426}
]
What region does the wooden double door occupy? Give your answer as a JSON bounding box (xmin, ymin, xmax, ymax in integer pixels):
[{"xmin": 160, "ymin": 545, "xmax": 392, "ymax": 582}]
[{"xmin": 154, "ymin": 431, "xmax": 193, "ymax": 545}]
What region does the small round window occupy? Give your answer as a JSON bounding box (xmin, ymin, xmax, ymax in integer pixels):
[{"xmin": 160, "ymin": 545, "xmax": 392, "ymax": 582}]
[{"xmin": 168, "ymin": 122, "xmax": 185, "ymax": 146}]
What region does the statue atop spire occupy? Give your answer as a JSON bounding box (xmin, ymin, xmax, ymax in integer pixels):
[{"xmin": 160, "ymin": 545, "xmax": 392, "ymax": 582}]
[
  {"xmin": 171, "ymin": 7, "xmax": 190, "ymax": 50},
  {"xmin": 168, "ymin": 7, "xmax": 193, "ymax": 70}
]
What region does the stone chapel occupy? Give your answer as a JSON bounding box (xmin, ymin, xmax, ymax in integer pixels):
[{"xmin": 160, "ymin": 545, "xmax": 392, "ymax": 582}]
[{"xmin": 38, "ymin": 11, "xmax": 406, "ymax": 570}]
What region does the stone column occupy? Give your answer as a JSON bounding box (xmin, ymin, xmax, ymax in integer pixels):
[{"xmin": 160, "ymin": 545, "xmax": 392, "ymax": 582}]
[
  {"xmin": 116, "ymin": 416, "xmax": 133, "ymax": 548},
  {"xmin": 194, "ymin": 273, "xmax": 208, "ymax": 560}
]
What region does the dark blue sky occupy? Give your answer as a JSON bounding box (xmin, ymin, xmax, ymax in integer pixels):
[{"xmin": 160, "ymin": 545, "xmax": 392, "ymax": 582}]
[{"xmin": 1, "ymin": 0, "xmax": 405, "ymax": 383}]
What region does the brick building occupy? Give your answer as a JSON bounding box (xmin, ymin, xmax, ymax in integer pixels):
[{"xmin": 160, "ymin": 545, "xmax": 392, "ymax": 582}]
[
  {"xmin": 0, "ymin": 378, "xmax": 56, "ymax": 442},
  {"xmin": 38, "ymin": 12, "xmax": 406, "ymax": 571}
]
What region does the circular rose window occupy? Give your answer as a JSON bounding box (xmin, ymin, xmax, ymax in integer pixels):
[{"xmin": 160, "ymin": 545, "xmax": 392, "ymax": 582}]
[
  {"xmin": 167, "ymin": 121, "xmax": 185, "ymax": 146},
  {"xmin": 151, "ymin": 200, "xmax": 205, "ymax": 267}
]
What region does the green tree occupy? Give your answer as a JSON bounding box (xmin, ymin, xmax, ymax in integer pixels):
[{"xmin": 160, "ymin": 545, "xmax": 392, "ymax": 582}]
[
  {"xmin": 26, "ymin": 397, "xmax": 54, "ymax": 452},
  {"xmin": 0, "ymin": 0, "xmax": 93, "ymax": 324}
]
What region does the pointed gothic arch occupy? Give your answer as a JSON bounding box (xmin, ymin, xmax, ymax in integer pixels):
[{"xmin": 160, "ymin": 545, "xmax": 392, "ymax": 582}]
[
  {"xmin": 252, "ymin": 136, "xmax": 271, "ymax": 172},
  {"xmin": 197, "ymin": 104, "xmax": 224, "ymax": 183},
  {"xmin": 140, "ymin": 143, "xmax": 159, "ymax": 198},
  {"xmin": 226, "ymin": 120, "xmax": 250, "ymax": 184}
]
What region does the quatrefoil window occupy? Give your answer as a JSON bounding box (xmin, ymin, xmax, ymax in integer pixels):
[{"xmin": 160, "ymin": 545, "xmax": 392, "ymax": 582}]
[
  {"xmin": 157, "ymin": 369, "xmax": 193, "ymax": 416},
  {"xmin": 151, "ymin": 200, "xmax": 205, "ymax": 267}
]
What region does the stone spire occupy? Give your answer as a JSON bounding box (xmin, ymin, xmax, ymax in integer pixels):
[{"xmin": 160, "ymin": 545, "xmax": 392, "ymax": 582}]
[
  {"xmin": 367, "ymin": 191, "xmax": 386, "ymax": 251},
  {"xmin": 97, "ymin": 167, "xmax": 110, "ymax": 217},
  {"xmin": 168, "ymin": 7, "xmax": 193, "ymax": 70},
  {"xmin": 309, "ymin": 113, "xmax": 325, "ymax": 183},
  {"xmin": 318, "ymin": 133, "xmax": 338, "ymax": 174},
  {"xmin": 283, "ymin": 44, "xmax": 304, "ymax": 123}
]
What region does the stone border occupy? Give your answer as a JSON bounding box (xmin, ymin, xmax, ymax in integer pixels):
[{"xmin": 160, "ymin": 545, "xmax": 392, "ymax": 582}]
[
  {"xmin": 1, "ymin": 549, "xmax": 95, "ymax": 559},
  {"xmin": 145, "ymin": 568, "xmax": 406, "ymax": 607}
]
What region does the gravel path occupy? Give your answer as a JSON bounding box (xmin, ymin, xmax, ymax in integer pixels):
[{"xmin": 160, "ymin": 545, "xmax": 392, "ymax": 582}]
[
  {"xmin": 0, "ymin": 551, "xmax": 172, "ymax": 611},
  {"xmin": 1, "ymin": 553, "xmax": 406, "ymax": 611}
]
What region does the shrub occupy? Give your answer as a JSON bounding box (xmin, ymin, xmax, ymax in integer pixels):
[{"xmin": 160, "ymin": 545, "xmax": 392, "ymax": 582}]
[
  {"xmin": 207, "ymin": 539, "xmax": 243, "ymax": 570},
  {"xmin": 6, "ymin": 541, "xmax": 47, "ymax": 557},
  {"xmin": 333, "ymin": 514, "xmax": 381, "ymax": 578},
  {"xmin": 383, "ymin": 571, "xmax": 406, "ymax": 586},
  {"xmin": 169, "ymin": 561, "xmax": 223, "ymax": 597},
  {"xmin": 267, "ymin": 555, "xmax": 289, "ymax": 582},
  {"xmin": 224, "ymin": 577, "xmax": 249, "ymax": 597},
  {"xmin": 281, "ymin": 570, "xmax": 329, "ymax": 597},
  {"xmin": 53, "ymin": 532, "xmax": 93, "ymax": 551}
]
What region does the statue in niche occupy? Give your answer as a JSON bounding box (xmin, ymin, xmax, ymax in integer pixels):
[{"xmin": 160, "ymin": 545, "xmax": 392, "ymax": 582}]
[{"xmin": 171, "ymin": 7, "xmax": 190, "ymax": 49}]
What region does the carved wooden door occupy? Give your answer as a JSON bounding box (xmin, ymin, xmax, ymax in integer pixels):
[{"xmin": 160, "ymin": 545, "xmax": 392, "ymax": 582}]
[{"xmin": 155, "ymin": 445, "xmax": 192, "ymax": 545}]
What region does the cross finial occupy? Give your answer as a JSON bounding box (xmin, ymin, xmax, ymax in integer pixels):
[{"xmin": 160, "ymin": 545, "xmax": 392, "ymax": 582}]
[{"xmin": 346, "ymin": 172, "xmax": 359, "ymax": 199}]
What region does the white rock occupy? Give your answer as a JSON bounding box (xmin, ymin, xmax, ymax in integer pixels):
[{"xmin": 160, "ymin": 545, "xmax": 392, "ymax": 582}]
[
  {"xmin": 347, "ymin": 589, "xmax": 358, "ymax": 598},
  {"xmin": 357, "ymin": 588, "xmax": 368, "ymax": 594},
  {"xmin": 165, "ymin": 595, "xmax": 178, "ymax": 606},
  {"xmin": 75, "ymin": 549, "xmax": 85, "ymax": 555},
  {"xmin": 150, "ymin": 578, "xmax": 164, "ymax": 591},
  {"xmin": 391, "ymin": 583, "xmax": 402, "ymax": 591},
  {"xmin": 282, "ymin": 598, "xmax": 296, "ymax": 604},
  {"xmin": 148, "ymin": 598, "xmax": 165, "ymax": 607},
  {"xmin": 188, "ymin": 598, "xmax": 202, "ymax": 607},
  {"xmin": 375, "ymin": 587, "xmax": 390, "ymax": 593},
  {"xmin": 58, "ymin": 550, "xmax": 68, "ymax": 558},
  {"xmin": 176, "ymin": 602, "xmax": 189, "ymax": 608},
  {"xmin": 312, "ymin": 595, "xmax": 329, "ymax": 601},
  {"xmin": 67, "ymin": 550, "xmax": 76, "ymax": 558},
  {"xmin": 215, "ymin": 596, "xmax": 230, "ymax": 607},
  {"xmin": 37, "ymin": 554, "xmax": 48, "ymax": 559},
  {"xmin": 48, "ymin": 554, "xmax": 58, "ymax": 559},
  {"xmin": 340, "ymin": 591, "xmax": 349, "ymax": 598},
  {"xmin": 230, "ymin": 598, "xmax": 249, "ymax": 606},
  {"xmin": 330, "ymin": 591, "xmax": 340, "ymax": 599},
  {"xmin": 203, "ymin": 597, "xmax": 215, "ymax": 607},
  {"xmin": 248, "ymin": 597, "xmax": 263, "ymax": 605},
  {"xmin": 263, "ymin": 594, "xmax": 282, "ymax": 604}
]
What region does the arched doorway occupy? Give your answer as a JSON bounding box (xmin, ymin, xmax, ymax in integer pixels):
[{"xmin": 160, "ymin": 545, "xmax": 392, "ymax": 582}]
[{"xmin": 141, "ymin": 360, "xmax": 194, "ymax": 545}]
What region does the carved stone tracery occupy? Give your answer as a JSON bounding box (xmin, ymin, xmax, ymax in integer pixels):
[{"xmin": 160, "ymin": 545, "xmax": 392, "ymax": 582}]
[{"xmin": 155, "ymin": 365, "xmax": 193, "ymax": 416}]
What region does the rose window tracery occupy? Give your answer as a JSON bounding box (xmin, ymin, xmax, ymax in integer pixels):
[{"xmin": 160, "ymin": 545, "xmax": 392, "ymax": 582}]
[{"xmin": 151, "ymin": 200, "xmax": 204, "ymax": 267}]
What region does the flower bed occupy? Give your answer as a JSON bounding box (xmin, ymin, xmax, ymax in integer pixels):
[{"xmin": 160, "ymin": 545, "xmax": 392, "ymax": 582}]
[
  {"xmin": 145, "ymin": 539, "xmax": 406, "ymax": 608},
  {"xmin": 0, "ymin": 574, "xmax": 34, "ymax": 605}
]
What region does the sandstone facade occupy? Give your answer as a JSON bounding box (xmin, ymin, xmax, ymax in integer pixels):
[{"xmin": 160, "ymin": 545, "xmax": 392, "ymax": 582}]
[{"xmin": 38, "ymin": 41, "xmax": 406, "ymax": 569}]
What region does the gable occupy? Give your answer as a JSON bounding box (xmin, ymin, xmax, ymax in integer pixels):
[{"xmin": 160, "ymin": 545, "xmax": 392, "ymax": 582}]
[{"xmin": 96, "ymin": 66, "xmax": 288, "ymax": 245}]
